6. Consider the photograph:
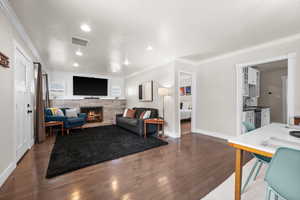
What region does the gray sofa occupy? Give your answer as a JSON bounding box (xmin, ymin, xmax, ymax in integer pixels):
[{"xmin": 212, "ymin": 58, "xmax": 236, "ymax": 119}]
[{"xmin": 116, "ymin": 107, "xmax": 159, "ymax": 136}]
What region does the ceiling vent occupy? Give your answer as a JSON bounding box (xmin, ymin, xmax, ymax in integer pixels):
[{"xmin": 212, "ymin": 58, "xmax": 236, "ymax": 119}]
[{"xmin": 72, "ymin": 37, "xmax": 89, "ymax": 47}]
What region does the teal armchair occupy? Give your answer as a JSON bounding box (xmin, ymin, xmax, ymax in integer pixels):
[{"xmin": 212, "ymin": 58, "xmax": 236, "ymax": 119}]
[{"xmin": 45, "ymin": 108, "xmax": 87, "ymax": 134}]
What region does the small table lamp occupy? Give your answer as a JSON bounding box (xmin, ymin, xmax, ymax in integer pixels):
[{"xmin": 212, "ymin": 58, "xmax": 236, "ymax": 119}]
[{"xmin": 158, "ymin": 87, "xmax": 170, "ymax": 119}]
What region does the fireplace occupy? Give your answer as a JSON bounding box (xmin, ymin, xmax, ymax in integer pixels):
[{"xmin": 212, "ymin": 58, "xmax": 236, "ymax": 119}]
[{"xmin": 80, "ymin": 106, "xmax": 103, "ymax": 123}]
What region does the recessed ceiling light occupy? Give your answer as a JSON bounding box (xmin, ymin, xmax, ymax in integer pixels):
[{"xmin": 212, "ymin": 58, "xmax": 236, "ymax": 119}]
[
  {"xmin": 146, "ymin": 45, "xmax": 153, "ymax": 51},
  {"xmin": 75, "ymin": 50, "xmax": 83, "ymax": 56},
  {"xmin": 73, "ymin": 62, "xmax": 79, "ymax": 67},
  {"xmin": 111, "ymin": 62, "xmax": 121, "ymax": 72},
  {"xmin": 80, "ymin": 24, "xmax": 91, "ymax": 32},
  {"xmin": 123, "ymin": 58, "xmax": 130, "ymax": 66}
]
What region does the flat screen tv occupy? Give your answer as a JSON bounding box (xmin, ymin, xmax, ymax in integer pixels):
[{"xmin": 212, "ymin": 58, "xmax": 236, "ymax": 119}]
[{"xmin": 73, "ymin": 76, "xmax": 108, "ymax": 96}]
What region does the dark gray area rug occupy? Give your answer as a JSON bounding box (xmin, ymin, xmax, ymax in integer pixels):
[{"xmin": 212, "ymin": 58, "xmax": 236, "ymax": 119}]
[{"xmin": 46, "ymin": 125, "xmax": 168, "ymax": 178}]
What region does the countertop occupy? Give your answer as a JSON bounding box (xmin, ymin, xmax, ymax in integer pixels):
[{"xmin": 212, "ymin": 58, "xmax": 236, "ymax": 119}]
[{"xmin": 243, "ymin": 106, "xmax": 270, "ymax": 112}]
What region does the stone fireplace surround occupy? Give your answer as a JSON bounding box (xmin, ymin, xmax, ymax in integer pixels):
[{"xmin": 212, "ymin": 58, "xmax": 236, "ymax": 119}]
[{"xmin": 50, "ymin": 99, "xmax": 126, "ymax": 125}]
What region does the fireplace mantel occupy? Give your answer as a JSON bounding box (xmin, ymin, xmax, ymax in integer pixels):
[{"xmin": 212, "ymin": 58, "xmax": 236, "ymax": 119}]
[{"xmin": 50, "ymin": 99, "xmax": 126, "ymax": 125}]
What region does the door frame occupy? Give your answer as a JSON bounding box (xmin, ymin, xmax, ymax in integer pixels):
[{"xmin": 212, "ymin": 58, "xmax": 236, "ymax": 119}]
[
  {"xmin": 177, "ymin": 70, "xmax": 197, "ymax": 137},
  {"xmin": 236, "ymin": 53, "xmax": 296, "ymax": 136},
  {"xmin": 281, "ymin": 75, "xmax": 288, "ymax": 123},
  {"xmin": 13, "ymin": 41, "xmax": 34, "ymax": 163}
]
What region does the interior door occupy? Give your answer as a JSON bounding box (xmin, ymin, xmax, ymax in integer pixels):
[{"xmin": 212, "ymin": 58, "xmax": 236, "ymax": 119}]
[{"xmin": 15, "ymin": 48, "xmax": 34, "ymax": 162}]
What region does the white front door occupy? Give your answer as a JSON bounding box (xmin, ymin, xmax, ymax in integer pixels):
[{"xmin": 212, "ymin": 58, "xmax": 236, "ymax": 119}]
[{"xmin": 15, "ymin": 48, "xmax": 34, "ymax": 162}]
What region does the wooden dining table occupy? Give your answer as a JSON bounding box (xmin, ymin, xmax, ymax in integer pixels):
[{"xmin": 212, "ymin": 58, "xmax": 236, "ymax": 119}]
[{"xmin": 228, "ymin": 123, "xmax": 300, "ymax": 200}]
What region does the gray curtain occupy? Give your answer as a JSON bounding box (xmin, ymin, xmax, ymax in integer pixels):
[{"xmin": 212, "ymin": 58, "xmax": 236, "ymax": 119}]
[{"xmin": 34, "ymin": 62, "xmax": 46, "ymax": 143}]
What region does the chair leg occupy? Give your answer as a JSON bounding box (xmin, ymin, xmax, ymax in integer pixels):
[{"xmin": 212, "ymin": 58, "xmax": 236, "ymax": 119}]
[
  {"xmin": 242, "ymin": 159, "xmax": 260, "ymax": 193},
  {"xmin": 254, "ymin": 160, "xmax": 263, "ymax": 180}
]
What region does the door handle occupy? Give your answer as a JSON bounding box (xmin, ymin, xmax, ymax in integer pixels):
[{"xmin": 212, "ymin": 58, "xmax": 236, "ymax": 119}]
[{"xmin": 27, "ymin": 110, "xmax": 33, "ymax": 114}]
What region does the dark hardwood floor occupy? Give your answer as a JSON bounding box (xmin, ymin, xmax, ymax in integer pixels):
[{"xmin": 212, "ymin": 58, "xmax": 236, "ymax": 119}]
[{"xmin": 0, "ymin": 133, "xmax": 250, "ymax": 200}]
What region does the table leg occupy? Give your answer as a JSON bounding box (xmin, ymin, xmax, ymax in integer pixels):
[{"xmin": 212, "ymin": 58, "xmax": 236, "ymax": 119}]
[
  {"xmin": 61, "ymin": 125, "xmax": 64, "ymax": 136},
  {"xmin": 144, "ymin": 123, "xmax": 147, "ymax": 138},
  {"xmin": 235, "ymin": 149, "xmax": 243, "ymax": 200}
]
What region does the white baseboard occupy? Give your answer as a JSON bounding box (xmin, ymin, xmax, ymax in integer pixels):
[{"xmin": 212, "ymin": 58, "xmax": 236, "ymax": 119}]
[
  {"xmin": 0, "ymin": 162, "xmax": 16, "ymax": 187},
  {"xmin": 193, "ymin": 128, "xmax": 234, "ymax": 140},
  {"xmin": 164, "ymin": 131, "xmax": 180, "ymax": 138}
]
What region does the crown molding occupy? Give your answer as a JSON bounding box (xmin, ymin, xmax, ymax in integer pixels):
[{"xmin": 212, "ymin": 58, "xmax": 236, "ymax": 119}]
[
  {"xmin": 0, "ymin": 0, "xmax": 41, "ymax": 61},
  {"xmin": 125, "ymin": 61, "xmax": 175, "ymax": 79},
  {"xmin": 190, "ymin": 33, "xmax": 300, "ymax": 66},
  {"xmin": 125, "ymin": 33, "xmax": 300, "ymax": 78}
]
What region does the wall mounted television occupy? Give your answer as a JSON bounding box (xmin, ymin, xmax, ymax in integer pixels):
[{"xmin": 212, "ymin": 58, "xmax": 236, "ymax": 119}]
[{"xmin": 73, "ymin": 76, "xmax": 108, "ymax": 96}]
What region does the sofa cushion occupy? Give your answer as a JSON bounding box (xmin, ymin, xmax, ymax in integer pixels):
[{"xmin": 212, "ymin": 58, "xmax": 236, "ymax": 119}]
[
  {"xmin": 133, "ymin": 108, "xmax": 158, "ymax": 118},
  {"xmin": 117, "ymin": 117, "xmax": 138, "ymax": 126},
  {"xmin": 139, "ymin": 111, "xmax": 146, "ymax": 119},
  {"xmin": 66, "ymin": 109, "xmax": 78, "ymax": 118},
  {"xmin": 45, "ymin": 108, "xmax": 53, "ymax": 116},
  {"xmin": 125, "ymin": 109, "xmax": 136, "ymax": 118},
  {"xmin": 67, "ymin": 117, "xmax": 84, "ymax": 124}
]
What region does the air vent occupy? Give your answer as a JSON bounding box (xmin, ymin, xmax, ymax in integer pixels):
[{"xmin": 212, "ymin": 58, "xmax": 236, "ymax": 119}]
[{"xmin": 72, "ymin": 37, "xmax": 89, "ymax": 47}]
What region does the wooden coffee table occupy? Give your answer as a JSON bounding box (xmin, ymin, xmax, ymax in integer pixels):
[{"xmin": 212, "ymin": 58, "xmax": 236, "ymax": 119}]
[
  {"xmin": 45, "ymin": 121, "xmax": 64, "ymax": 136},
  {"xmin": 144, "ymin": 118, "xmax": 165, "ymax": 138}
]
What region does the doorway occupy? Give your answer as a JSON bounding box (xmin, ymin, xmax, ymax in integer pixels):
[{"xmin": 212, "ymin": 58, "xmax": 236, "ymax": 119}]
[
  {"xmin": 236, "ymin": 53, "xmax": 296, "ymax": 135},
  {"xmin": 14, "ymin": 44, "xmax": 34, "ymax": 162},
  {"xmin": 179, "ymin": 72, "xmax": 193, "ymax": 136}
]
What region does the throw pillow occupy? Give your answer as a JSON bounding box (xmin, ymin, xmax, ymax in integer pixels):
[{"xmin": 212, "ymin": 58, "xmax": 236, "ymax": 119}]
[
  {"xmin": 143, "ymin": 110, "xmax": 151, "ymax": 119},
  {"xmin": 139, "ymin": 111, "xmax": 146, "ymax": 119},
  {"xmin": 123, "ymin": 109, "xmax": 128, "ymax": 117},
  {"xmin": 125, "ymin": 109, "xmax": 136, "ymax": 118},
  {"xmin": 66, "ymin": 108, "xmax": 78, "ymax": 118},
  {"xmin": 56, "ymin": 109, "xmax": 64, "ymax": 117},
  {"xmin": 49, "ymin": 108, "xmax": 59, "ymax": 116}
]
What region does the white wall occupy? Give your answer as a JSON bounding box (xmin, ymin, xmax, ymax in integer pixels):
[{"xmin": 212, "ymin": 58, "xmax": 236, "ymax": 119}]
[
  {"xmin": 0, "ymin": 8, "xmax": 36, "ymax": 186},
  {"xmin": 183, "ymin": 35, "xmax": 300, "ymax": 138},
  {"xmin": 258, "ymin": 67, "xmax": 288, "ymax": 123},
  {"xmin": 48, "ymin": 71, "xmax": 125, "ymax": 99},
  {"xmin": 125, "ymin": 63, "xmax": 176, "ymax": 137}
]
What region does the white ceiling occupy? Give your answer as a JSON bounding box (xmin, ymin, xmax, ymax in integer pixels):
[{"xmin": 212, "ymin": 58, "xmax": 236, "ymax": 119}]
[{"xmin": 9, "ymin": 0, "xmax": 300, "ymax": 76}]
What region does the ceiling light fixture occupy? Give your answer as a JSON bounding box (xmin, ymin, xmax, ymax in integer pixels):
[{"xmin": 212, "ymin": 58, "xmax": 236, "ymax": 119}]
[
  {"xmin": 146, "ymin": 45, "xmax": 153, "ymax": 51},
  {"xmin": 73, "ymin": 62, "xmax": 79, "ymax": 67},
  {"xmin": 75, "ymin": 50, "xmax": 83, "ymax": 56},
  {"xmin": 80, "ymin": 24, "xmax": 91, "ymax": 32}
]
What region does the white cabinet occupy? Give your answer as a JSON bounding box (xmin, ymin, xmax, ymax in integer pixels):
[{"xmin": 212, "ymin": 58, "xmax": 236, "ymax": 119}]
[
  {"xmin": 261, "ymin": 108, "xmax": 270, "ymax": 127},
  {"xmin": 248, "ymin": 67, "xmax": 259, "ymax": 85},
  {"xmin": 243, "ymin": 67, "xmax": 260, "ymax": 97},
  {"xmin": 242, "ymin": 67, "xmax": 249, "ymax": 96},
  {"xmin": 242, "ymin": 111, "xmax": 255, "ymax": 127},
  {"xmin": 255, "ymin": 70, "xmax": 260, "ymax": 97}
]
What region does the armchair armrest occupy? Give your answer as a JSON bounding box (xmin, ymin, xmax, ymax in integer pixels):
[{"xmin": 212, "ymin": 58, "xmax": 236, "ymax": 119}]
[
  {"xmin": 136, "ymin": 118, "xmax": 145, "ymax": 126},
  {"xmin": 78, "ymin": 113, "xmax": 87, "ymax": 119},
  {"xmin": 116, "ymin": 114, "xmax": 123, "ymax": 118},
  {"xmin": 78, "ymin": 113, "xmax": 87, "ymax": 123}
]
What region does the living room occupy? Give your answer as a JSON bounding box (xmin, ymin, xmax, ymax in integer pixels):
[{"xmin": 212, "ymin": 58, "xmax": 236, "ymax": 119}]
[{"xmin": 1, "ymin": 1, "xmax": 300, "ymax": 200}]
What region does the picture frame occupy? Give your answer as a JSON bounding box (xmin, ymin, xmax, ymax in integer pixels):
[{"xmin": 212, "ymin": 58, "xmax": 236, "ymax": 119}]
[
  {"xmin": 0, "ymin": 52, "xmax": 9, "ymax": 68},
  {"xmin": 185, "ymin": 86, "xmax": 191, "ymax": 95},
  {"xmin": 180, "ymin": 87, "xmax": 185, "ymax": 96}
]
